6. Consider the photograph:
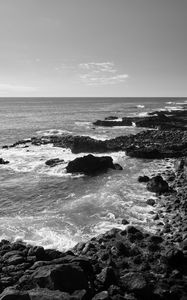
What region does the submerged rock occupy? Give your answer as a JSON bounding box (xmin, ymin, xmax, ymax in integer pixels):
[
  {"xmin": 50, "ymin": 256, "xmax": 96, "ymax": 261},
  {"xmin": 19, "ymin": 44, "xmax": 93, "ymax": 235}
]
[
  {"xmin": 146, "ymin": 199, "xmax": 156, "ymax": 206},
  {"xmin": 45, "ymin": 158, "xmax": 64, "ymax": 167},
  {"xmin": 0, "ymin": 158, "xmax": 9, "ymax": 165},
  {"xmin": 138, "ymin": 175, "xmax": 150, "ymax": 183},
  {"xmin": 66, "ymin": 154, "xmax": 122, "ymax": 175}
]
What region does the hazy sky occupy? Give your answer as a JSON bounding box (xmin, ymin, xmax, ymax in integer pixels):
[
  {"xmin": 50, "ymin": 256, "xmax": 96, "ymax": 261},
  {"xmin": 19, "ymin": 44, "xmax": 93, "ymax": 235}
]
[{"xmin": 0, "ymin": 0, "xmax": 186, "ymax": 97}]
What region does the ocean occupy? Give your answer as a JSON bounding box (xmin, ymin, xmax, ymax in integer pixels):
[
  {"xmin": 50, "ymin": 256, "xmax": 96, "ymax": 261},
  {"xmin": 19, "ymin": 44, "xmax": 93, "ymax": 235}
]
[{"xmin": 0, "ymin": 97, "xmax": 186, "ymax": 251}]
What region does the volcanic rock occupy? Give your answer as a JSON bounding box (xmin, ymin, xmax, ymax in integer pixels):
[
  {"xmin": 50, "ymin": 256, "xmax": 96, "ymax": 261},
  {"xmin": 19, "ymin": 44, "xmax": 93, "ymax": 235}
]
[
  {"xmin": 66, "ymin": 154, "xmax": 122, "ymax": 175},
  {"xmin": 147, "ymin": 175, "xmax": 169, "ymax": 194},
  {"xmin": 146, "ymin": 199, "xmax": 156, "ymax": 206},
  {"xmin": 138, "ymin": 175, "xmax": 150, "ymax": 183}
]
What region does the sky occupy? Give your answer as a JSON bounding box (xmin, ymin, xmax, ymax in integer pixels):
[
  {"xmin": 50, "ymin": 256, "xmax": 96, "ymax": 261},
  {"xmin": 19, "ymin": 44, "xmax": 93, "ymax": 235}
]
[{"xmin": 0, "ymin": 0, "xmax": 186, "ymax": 97}]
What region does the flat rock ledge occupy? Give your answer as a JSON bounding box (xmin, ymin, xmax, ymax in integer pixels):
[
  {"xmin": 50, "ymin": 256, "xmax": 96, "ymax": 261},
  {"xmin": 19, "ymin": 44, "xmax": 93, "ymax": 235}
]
[{"xmin": 0, "ymin": 167, "xmax": 186, "ymax": 300}]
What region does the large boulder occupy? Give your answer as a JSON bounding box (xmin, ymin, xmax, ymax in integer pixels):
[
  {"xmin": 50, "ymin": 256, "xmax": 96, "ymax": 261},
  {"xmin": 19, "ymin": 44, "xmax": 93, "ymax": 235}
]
[
  {"xmin": 66, "ymin": 154, "xmax": 122, "ymax": 175},
  {"xmin": 147, "ymin": 175, "xmax": 169, "ymax": 194},
  {"xmin": 19, "ymin": 263, "xmax": 90, "ymax": 294}
]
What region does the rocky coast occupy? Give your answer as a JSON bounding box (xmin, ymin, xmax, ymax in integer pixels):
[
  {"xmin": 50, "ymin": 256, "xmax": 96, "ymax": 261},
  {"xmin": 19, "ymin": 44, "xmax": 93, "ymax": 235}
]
[
  {"xmin": 0, "ymin": 107, "xmax": 187, "ymax": 299},
  {"xmin": 0, "ymin": 162, "xmax": 186, "ymax": 300}
]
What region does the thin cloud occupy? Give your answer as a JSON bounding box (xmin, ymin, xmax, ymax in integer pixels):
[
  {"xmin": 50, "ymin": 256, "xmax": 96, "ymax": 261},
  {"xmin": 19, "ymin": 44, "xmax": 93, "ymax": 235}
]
[
  {"xmin": 79, "ymin": 62, "xmax": 129, "ymax": 86},
  {"xmin": 0, "ymin": 83, "xmax": 36, "ymax": 92}
]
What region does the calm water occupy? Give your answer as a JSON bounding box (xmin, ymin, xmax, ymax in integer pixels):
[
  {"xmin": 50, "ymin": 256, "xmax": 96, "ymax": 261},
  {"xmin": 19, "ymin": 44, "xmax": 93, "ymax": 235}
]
[{"xmin": 0, "ymin": 97, "xmax": 185, "ymax": 250}]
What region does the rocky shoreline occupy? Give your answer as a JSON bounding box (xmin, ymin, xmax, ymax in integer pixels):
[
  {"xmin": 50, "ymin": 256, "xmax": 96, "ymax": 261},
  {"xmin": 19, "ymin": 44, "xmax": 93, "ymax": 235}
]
[
  {"xmin": 0, "ymin": 107, "xmax": 187, "ymax": 299},
  {"xmin": 0, "ymin": 149, "xmax": 187, "ymax": 299},
  {"xmin": 0, "ymin": 161, "xmax": 186, "ymax": 299}
]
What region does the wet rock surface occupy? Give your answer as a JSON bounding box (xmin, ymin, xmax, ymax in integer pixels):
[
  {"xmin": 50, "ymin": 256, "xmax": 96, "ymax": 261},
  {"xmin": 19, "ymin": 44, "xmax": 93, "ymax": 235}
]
[{"xmin": 0, "ymin": 166, "xmax": 186, "ymax": 299}]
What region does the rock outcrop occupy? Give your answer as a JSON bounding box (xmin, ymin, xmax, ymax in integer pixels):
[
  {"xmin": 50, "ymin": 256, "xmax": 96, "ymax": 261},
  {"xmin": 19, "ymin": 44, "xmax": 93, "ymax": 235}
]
[{"xmin": 66, "ymin": 154, "xmax": 122, "ymax": 175}]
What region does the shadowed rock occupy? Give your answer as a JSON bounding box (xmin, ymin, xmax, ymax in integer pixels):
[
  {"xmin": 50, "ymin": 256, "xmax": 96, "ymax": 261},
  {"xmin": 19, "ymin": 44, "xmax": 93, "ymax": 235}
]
[
  {"xmin": 147, "ymin": 175, "xmax": 169, "ymax": 194},
  {"xmin": 66, "ymin": 154, "xmax": 122, "ymax": 175},
  {"xmin": 138, "ymin": 175, "xmax": 150, "ymax": 183}
]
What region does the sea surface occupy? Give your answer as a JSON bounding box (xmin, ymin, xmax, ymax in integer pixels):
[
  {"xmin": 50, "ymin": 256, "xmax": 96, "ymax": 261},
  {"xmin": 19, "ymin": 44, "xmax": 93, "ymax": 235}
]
[{"xmin": 0, "ymin": 97, "xmax": 186, "ymax": 250}]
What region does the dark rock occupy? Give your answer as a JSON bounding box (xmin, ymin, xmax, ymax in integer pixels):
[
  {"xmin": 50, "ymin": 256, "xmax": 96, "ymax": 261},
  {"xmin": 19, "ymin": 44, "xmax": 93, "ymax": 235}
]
[
  {"xmin": 30, "ymin": 263, "xmax": 90, "ymax": 293},
  {"xmin": 97, "ymin": 267, "xmax": 116, "ymax": 288},
  {"xmin": 153, "ymin": 214, "xmax": 159, "ymax": 220},
  {"xmin": 44, "ymin": 249, "xmax": 64, "ymax": 260},
  {"xmin": 0, "ymin": 158, "xmax": 9, "ymax": 165},
  {"xmin": 105, "ymin": 116, "xmax": 119, "ymax": 121},
  {"xmin": 164, "ymin": 249, "xmax": 184, "ymax": 267},
  {"xmin": 45, "ymin": 158, "xmax": 64, "ymax": 167},
  {"xmin": 147, "ymin": 175, "xmax": 169, "ymax": 194},
  {"xmin": 146, "ymin": 199, "xmax": 156, "ymax": 206},
  {"xmin": 121, "ymin": 219, "xmax": 129, "ymax": 225},
  {"xmin": 113, "ymin": 164, "xmax": 123, "ymax": 170},
  {"xmin": 138, "ymin": 175, "xmax": 150, "ymax": 183},
  {"xmin": 126, "ymin": 148, "xmax": 163, "ymax": 159},
  {"xmin": 147, "ymin": 235, "xmax": 163, "ymax": 244},
  {"xmin": 66, "ymin": 154, "xmax": 121, "ymax": 175}
]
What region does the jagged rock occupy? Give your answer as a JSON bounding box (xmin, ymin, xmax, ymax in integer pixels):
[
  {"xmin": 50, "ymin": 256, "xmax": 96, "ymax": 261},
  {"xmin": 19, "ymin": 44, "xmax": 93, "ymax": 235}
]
[
  {"xmin": 97, "ymin": 267, "xmax": 116, "ymax": 288},
  {"xmin": 45, "ymin": 158, "xmax": 64, "ymax": 167},
  {"xmin": 66, "ymin": 154, "xmax": 122, "ymax": 175},
  {"xmin": 147, "ymin": 175, "xmax": 169, "ymax": 194}
]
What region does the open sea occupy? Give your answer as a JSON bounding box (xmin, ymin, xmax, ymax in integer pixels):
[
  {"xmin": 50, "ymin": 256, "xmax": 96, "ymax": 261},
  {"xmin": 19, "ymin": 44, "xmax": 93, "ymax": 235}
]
[{"xmin": 0, "ymin": 97, "xmax": 186, "ymax": 250}]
